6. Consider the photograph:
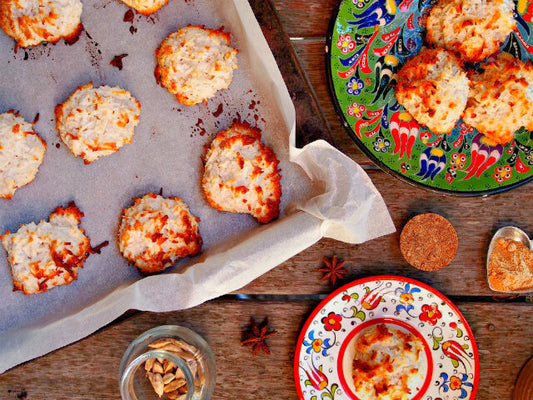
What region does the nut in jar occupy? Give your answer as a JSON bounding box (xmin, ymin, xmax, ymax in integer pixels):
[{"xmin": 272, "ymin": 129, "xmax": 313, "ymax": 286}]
[{"xmin": 119, "ymin": 325, "xmax": 216, "ymax": 400}]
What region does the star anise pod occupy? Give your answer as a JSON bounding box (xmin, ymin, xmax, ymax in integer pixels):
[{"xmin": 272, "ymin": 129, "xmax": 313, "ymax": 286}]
[
  {"xmin": 240, "ymin": 317, "xmax": 277, "ymax": 356},
  {"xmin": 318, "ymin": 254, "xmax": 348, "ymax": 286}
]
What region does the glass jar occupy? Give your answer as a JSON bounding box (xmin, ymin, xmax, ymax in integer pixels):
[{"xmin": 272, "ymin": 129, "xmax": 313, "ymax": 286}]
[{"xmin": 119, "ymin": 325, "xmax": 216, "ymax": 400}]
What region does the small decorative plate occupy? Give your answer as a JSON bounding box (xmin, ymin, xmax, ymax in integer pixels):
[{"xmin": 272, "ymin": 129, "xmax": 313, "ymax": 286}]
[
  {"xmin": 326, "ymin": 0, "xmax": 533, "ymax": 195},
  {"xmin": 294, "ymin": 276, "xmax": 479, "ymax": 400}
]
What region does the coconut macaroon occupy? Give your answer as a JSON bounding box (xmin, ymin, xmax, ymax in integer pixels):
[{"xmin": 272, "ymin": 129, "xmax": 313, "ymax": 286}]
[
  {"xmin": 426, "ymin": 0, "xmax": 515, "ymax": 63},
  {"xmin": 155, "ymin": 25, "xmax": 239, "ymax": 106},
  {"xmin": 55, "ymin": 83, "xmax": 141, "ymax": 164},
  {"xmin": 395, "ymin": 48, "xmax": 469, "ymax": 134},
  {"xmin": 352, "ymin": 324, "xmax": 425, "ymax": 400},
  {"xmin": 0, "ymin": 0, "xmax": 83, "ymax": 47},
  {"xmin": 0, "ymin": 111, "xmax": 46, "ymax": 199},
  {"xmin": 119, "ymin": 0, "xmax": 168, "ymax": 15},
  {"xmin": 1, "ymin": 202, "xmax": 92, "ymax": 295},
  {"xmin": 118, "ymin": 193, "xmax": 202, "ymax": 274},
  {"xmin": 463, "ymin": 56, "xmax": 533, "ymax": 145},
  {"xmin": 202, "ymin": 121, "xmax": 281, "ymax": 224}
]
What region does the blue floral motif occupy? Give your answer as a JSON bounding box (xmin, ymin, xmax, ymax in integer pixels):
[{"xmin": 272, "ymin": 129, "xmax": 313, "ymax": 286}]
[
  {"xmin": 302, "ymin": 330, "xmax": 333, "ymax": 357},
  {"xmin": 346, "ymin": 76, "xmax": 364, "ymax": 96},
  {"xmin": 395, "ymin": 283, "xmax": 421, "ymax": 314},
  {"xmin": 439, "ymin": 372, "xmax": 473, "ymax": 399}
]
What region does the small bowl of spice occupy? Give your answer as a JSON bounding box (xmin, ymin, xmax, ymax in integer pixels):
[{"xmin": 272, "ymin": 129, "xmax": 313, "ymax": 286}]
[
  {"xmin": 487, "ymin": 226, "xmax": 533, "ymax": 293},
  {"xmin": 119, "ymin": 325, "xmax": 216, "ymax": 400}
]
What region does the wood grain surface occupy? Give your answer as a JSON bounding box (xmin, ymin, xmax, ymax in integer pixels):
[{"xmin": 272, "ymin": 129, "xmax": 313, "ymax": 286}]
[
  {"xmin": 1, "ymin": 1, "xmax": 532, "ymax": 400},
  {"xmin": 0, "ymin": 299, "xmax": 531, "ymax": 400}
]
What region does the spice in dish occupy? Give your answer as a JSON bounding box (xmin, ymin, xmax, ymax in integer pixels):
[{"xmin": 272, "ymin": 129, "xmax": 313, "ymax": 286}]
[
  {"xmin": 488, "ymin": 238, "xmax": 533, "ymax": 292},
  {"xmin": 351, "ymin": 324, "xmax": 425, "ymax": 400}
]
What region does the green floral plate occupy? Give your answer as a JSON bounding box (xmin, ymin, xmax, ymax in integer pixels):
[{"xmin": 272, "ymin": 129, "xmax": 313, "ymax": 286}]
[
  {"xmin": 326, "ymin": 0, "xmax": 533, "ymax": 195},
  {"xmin": 294, "ymin": 276, "xmax": 479, "ymax": 400}
]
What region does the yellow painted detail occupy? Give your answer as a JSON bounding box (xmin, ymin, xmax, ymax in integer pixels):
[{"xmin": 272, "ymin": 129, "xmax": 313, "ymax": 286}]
[
  {"xmin": 386, "ymin": 0, "xmax": 397, "ymax": 15},
  {"xmin": 384, "ymin": 55, "xmax": 399, "ymax": 66},
  {"xmin": 431, "ymin": 148, "xmax": 444, "ymax": 157},
  {"xmin": 518, "ymin": 0, "xmax": 527, "ymax": 14},
  {"xmin": 481, "ymin": 136, "xmax": 498, "ymax": 146},
  {"xmin": 399, "ymin": 112, "xmax": 412, "ymax": 122}
]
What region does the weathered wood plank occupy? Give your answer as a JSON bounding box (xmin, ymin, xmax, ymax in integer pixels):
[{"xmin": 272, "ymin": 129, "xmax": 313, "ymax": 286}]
[
  {"xmin": 271, "ymin": 0, "xmax": 340, "ymax": 38},
  {"xmin": 239, "ymin": 169, "xmax": 533, "ymax": 296},
  {"xmin": 0, "ymin": 299, "xmax": 530, "ymax": 400}
]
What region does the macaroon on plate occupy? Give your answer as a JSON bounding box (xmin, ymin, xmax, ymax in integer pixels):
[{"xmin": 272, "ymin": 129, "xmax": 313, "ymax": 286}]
[
  {"xmin": 326, "ymin": 0, "xmax": 533, "ymax": 195},
  {"xmin": 294, "ymin": 276, "xmax": 479, "ymax": 400}
]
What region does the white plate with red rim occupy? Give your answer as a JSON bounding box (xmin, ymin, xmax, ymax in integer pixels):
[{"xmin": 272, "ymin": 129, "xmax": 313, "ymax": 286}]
[{"xmin": 294, "ymin": 276, "xmax": 479, "ymax": 400}]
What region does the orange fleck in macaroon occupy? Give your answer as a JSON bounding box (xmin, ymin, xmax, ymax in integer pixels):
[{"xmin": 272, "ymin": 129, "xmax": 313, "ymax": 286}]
[
  {"xmin": 118, "ymin": 193, "xmax": 202, "ymax": 274},
  {"xmin": 1, "ymin": 202, "xmax": 92, "ymax": 295},
  {"xmin": 0, "ymin": 0, "xmax": 83, "ymax": 47},
  {"xmin": 351, "ymin": 324, "xmax": 425, "ymax": 400},
  {"xmin": 155, "ymin": 25, "xmax": 238, "ymax": 106},
  {"xmin": 463, "ymin": 55, "xmax": 533, "ymax": 145},
  {"xmin": 55, "ymin": 82, "xmax": 141, "ymax": 164},
  {"xmin": 202, "ymin": 121, "xmax": 282, "ymax": 223},
  {"xmin": 0, "ymin": 110, "xmax": 46, "ymax": 199},
  {"xmin": 395, "ymin": 48, "xmax": 469, "ymax": 134},
  {"xmin": 119, "ymin": 0, "xmax": 168, "ymax": 15},
  {"xmin": 426, "ymin": 0, "xmax": 516, "ymax": 63}
]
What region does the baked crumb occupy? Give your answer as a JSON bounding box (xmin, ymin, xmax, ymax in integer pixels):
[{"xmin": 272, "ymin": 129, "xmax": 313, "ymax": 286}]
[{"xmin": 488, "ymin": 238, "xmax": 533, "ymax": 292}]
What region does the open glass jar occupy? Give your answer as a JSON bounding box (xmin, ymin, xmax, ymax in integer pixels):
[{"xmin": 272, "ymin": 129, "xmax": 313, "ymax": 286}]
[{"xmin": 119, "ymin": 325, "xmax": 216, "ymax": 400}]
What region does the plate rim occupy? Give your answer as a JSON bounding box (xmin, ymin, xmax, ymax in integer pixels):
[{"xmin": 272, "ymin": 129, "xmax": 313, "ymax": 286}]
[
  {"xmin": 325, "ymin": 0, "xmax": 533, "ymax": 197},
  {"xmin": 293, "ymin": 274, "xmax": 480, "ymax": 400}
]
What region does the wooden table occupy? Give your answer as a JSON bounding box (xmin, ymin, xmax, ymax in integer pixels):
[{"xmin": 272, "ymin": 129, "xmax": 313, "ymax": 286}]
[{"xmin": 1, "ymin": 1, "xmax": 532, "ymax": 399}]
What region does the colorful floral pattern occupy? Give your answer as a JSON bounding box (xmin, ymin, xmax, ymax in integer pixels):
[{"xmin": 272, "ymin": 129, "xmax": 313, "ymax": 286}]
[
  {"xmin": 294, "ymin": 276, "xmax": 479, "ymax": 400},
  {"xmin": 328, "ymin": 0, "xmax": 533, "ymax": 194}
]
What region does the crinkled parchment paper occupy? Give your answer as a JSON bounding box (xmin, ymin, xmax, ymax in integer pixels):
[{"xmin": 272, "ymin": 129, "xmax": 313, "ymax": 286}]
[{"xmin": 0, "ymin": 0, "xmax": 395, "ymax": 373}]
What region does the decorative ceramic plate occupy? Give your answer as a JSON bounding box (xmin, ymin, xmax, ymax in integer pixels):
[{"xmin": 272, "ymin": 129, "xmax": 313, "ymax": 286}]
[
  {"xmin": 326, "ymin": 0, "xmax": 533, "ymax": 195},
  {"xmin": 294, "ymin": 276, "xmax": 479, "ymax": 400}
]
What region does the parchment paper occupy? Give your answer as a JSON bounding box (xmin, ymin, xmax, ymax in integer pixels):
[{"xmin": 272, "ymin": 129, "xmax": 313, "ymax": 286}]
[{"xmin": 0, "ymin": 0, "xmax": 395, "ymax": 373}]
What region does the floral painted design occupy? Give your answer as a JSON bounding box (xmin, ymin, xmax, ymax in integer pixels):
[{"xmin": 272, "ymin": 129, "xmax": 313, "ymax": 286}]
[
  {"xmin": 336, "ymin": 34, "xmax": 356, "ymax": 54},
  {"xmin": 295, "ymin": 277, "xmax": 478, "ymax": 400},
  {"xmin": 439, "ymin": 373, "xmax": 474, "ymax": 399},
  {"xmin": 302, "ymin": 330, "xmax": 333, "ymax": 356},
  {"xmin": 373, "ymin": 136, "xmax": 391, "ymax": 153},
  {"xmin": 395, "ymin": 283, "xmax": 420, "ymax": 314},
  {"xmin": 329, "ymin": 0, "xmax": 533, "ymax": 194},
  {"xmin": 322, "ymin": 312, "xmax": 342, "ymax": 331},
  {"xmin": 419, "ymin": 303, "xmax": 442, "ymax": 325},
  {"xmin": 493, "ymin": 165, "xmax": 512, "ymax": 182},
  {"xmin": 346, "ymin": 76, "xmax": 364, "ymax": 95},
  {"xmin": 347, "ymin": 102, "xmax": 365, "ymax": 118}
]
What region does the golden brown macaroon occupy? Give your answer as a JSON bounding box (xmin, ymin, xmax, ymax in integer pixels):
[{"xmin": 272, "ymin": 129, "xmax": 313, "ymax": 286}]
[
  {"xmin": 462, "ymin": 55, "xmax": 533, "ymax": 145},
  {"xmin": 0, "ymin": 0, "xmax": 83, "ymax": 47},
  {"xmin": 119, "ymin": 0, "xmax": 168, "ymax": 15},
  {"xmin": 155, "ymin": 25, "xmax": 238, "ymax": 106},
  {"xmin": 395, "ymin": 48, "xmax": 469, "ymax": 134},
  {"xmin": 426, "ymin": 0, "xmax": 516, "ymax": 63},
  {"xmin": 202, "ymin": 121, "xmax": 281, "ymax": 223},
  {"xmin": 400, "ymin": 213, "xmax": 458, "ymax": 271},
  {"xmin": 118, "ymin": 193, "xmax": 202, "ymax": 274},
  {"xmin": 1, "ymin": 202, "xmax": 92, "ymax": 295}
]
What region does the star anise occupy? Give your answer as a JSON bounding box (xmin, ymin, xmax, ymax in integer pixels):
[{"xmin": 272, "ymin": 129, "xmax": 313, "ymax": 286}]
[
  {"xmin": 318, "ymin": 255, "xmax": 348, "ymax": 286},
  {"xmin": 240, "ymin": 317, "xmax": 277, "ymax": 356}
]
